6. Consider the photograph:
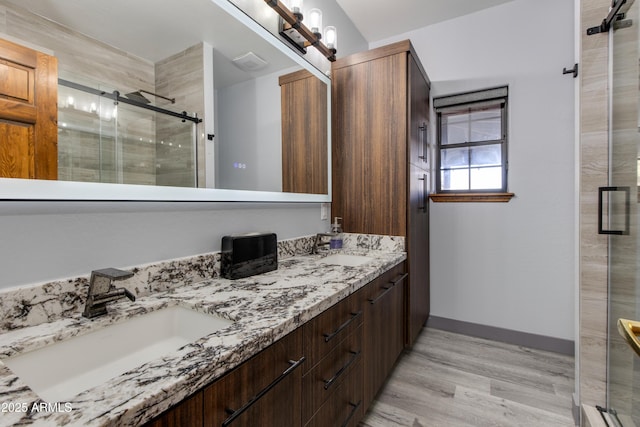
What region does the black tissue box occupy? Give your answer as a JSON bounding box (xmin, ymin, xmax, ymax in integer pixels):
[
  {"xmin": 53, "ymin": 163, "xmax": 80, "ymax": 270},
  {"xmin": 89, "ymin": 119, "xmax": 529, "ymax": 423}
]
[{"xmin": 221, "ymin": 233, "xmax": 278, "ymax": 279}]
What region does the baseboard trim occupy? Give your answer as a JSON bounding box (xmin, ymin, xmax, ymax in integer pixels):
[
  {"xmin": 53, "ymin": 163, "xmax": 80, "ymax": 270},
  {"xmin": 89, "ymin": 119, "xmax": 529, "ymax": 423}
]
[{"xmin": 427, "ymin": 316, "xmax": 575, "ymax": 356}]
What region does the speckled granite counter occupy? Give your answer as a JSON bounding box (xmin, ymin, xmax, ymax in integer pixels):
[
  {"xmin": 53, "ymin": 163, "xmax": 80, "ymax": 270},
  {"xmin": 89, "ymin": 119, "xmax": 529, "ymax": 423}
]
[{"xmin": 0, "ymin": 238, "xmax": 405, "ymax": 426}]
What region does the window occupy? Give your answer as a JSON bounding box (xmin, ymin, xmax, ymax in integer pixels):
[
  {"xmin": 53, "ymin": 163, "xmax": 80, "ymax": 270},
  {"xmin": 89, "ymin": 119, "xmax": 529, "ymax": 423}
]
[{"xmin": 434, "ymin": 86, "xmax": 508, "ymax": 194}]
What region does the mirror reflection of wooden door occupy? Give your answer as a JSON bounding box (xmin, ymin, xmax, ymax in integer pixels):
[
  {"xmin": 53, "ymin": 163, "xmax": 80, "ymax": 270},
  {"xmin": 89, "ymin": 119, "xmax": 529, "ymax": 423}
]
[
  {"xmin": 0, "ymin": 38, "xmax": 58, "ymax": 179},
  {"xmin": 279, "ymin": 69, "xmax": 327, "ymax": 194}
]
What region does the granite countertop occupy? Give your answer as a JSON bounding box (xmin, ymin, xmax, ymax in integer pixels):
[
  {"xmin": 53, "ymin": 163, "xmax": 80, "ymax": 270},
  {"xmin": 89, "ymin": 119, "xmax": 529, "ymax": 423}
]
[{"xmin": 0, "ymin": 249, "xmax": 405, "ymax": 426}]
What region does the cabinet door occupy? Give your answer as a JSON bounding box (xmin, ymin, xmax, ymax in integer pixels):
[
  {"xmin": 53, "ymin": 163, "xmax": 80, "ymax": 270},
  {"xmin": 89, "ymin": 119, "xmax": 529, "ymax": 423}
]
[
  {"xmin": 331, "ymin": 52, "xmax": 407, "ymax": 236},
  {"xmin": 408, "ymin": 54, "xmax": 430, "ymax": 168},
  {"xmin": 407, "ymin": 163, "xmax": 430, "ymax": 346},
  {"xmin": 363, "ymin": 264, "xmax": 407, "ymax": 408},
  {"xmin": 203, "ymin": 330, "xmax": 304, "ymax": 427},
  {"xmin": 144, "ymin": 391, "xmax": 204, "ymax": 427}
]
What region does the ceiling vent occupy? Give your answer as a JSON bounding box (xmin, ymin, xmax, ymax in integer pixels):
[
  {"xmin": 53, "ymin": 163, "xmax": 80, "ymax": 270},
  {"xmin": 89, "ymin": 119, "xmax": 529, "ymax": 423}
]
[{"xmin": 232, "ymin": 52, "xmax": 268, "ymax": 72}]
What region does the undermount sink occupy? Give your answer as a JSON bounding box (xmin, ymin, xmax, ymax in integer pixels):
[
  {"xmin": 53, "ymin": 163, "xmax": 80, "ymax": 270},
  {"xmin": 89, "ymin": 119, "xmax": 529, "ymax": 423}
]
[
  {"xmin": 3, "ymin": 305, "xmax": 232, "ymax": 402},
  {"xmin": 321, "ymin": 253, "xmax": 373, "ymax": 267}
]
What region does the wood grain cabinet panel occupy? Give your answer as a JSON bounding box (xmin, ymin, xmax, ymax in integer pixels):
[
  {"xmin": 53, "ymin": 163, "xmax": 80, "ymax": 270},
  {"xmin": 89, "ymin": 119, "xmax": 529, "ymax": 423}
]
[
  {"xmin": 332, "ymin": 40, "xmax": 431, "ymax": 348},
  {"xmin": 303, "ymin": 359, "xmax": 364, "ymax": 427},
  {"xmin": 144, "ymin": 391, "xmax": 204, "ymax": 427},
  {"xmin": 302, "ymin": 325, "xmax": 362, "ymax": 421},
  {"xmin": 279, "ymin": 69, "xmax": 328, "ymax": 195},
  {"xmin": 362, "ymin": 263, "xmax": 407, "ymax": 408},
  {"xmin": 302, "ymin": 291, "xmax": 363, "ymax": 371},
  {"xmin": 203, "ymin": 329, "xmax": 304, "ymax": 427}
]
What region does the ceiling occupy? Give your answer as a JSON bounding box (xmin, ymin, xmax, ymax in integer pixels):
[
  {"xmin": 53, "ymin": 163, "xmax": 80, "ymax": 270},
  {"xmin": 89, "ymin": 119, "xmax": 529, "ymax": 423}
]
[
  {"xmin": 336, "ymin": 0, "xmax": 515, "ymax": 42},
  {"xmin": 4, "ymin": 0, "xmax": 298, "ymax": 88}
]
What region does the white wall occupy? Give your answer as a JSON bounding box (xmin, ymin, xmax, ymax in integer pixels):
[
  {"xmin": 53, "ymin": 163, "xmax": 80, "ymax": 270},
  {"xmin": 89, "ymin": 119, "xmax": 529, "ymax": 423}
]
[
  {"xmin": 372, "ymin": 0, "xmax": 576, "ymax": 340},
  {"xmin": 0, "ymin": 202, "xmax": 326, "ymax": 290},
  {"xmin": 216, "ymin": 70, "xmax": 283, "ymax": 192}
]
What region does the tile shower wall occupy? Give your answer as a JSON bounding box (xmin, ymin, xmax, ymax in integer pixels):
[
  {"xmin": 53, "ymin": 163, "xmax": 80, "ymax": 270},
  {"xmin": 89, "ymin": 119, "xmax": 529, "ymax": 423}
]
[
  {"xmin": 579, "ymin": 0, "xmax": 610, "ymax": 408},
  {"xmin": 155, "ymin": 43, "xmax": 206, "ymax": 187},
  {"xmin": 0, "ymin": 3, "xmax": 155, "ymax": 95}
]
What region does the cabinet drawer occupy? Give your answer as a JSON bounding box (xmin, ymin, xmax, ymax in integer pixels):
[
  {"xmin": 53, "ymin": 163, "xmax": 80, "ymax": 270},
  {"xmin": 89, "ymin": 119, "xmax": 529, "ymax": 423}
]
[
  {"xmin": 203, "ymin": 329, "xmax": 304, "ymax": 427},
  {"xmin": 143, "ymin": 390, "xmax": 203, "ymax": 427},
  {"xmin": 303, "ymin": 359, "xmax": 363, "ymax": 427},
  {"xmin": 302, "ymin": 325, "xmax": 362, "ymax": 421},
  {"xmin": 302, "ymin": 291, "xmax": 363, "ymax": 371}
]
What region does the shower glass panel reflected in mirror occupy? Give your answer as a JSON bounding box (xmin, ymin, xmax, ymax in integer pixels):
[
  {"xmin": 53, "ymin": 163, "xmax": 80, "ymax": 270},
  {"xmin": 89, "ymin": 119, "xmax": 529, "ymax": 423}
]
[{"xmin": 57, "ymin": 75, "xmax": 197, "ymax": 187}]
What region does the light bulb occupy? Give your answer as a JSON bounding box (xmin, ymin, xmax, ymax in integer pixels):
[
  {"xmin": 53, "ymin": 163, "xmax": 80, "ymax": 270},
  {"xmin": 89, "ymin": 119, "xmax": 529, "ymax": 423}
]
[
  {"xmin": 324, "ymin": 26, "xmax": 337, "ymax": 51},
  {"xmin": 308, "ymin": 8, "xmax": 322, "ymax": 36},
  {"xmin": 289, "ymin": 0, "xmax": 303, "ymax": 18}
]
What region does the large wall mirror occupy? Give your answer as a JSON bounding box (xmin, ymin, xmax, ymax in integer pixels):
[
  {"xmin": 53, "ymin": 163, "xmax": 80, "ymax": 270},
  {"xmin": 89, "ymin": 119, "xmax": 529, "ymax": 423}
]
[{"xmin": 0, "ymin": 0, "xmax": 331, "ymax": 202}]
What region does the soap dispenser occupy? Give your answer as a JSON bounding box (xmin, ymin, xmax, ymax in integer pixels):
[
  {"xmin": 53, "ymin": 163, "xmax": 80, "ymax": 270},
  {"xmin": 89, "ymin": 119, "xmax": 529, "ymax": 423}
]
[{"xmin": 330, "ymin": 217, "xmax": 343, "ymax": 249}]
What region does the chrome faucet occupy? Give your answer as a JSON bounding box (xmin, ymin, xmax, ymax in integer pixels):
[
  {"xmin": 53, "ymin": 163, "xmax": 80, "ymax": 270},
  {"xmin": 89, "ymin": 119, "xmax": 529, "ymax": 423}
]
[
  {"xmin": 83, "ymin": 268, "xmax": 136, "ymax": 319},
  {"xmin": 311, "ymin": 233, "xmax": 334, "ymax": 254}
]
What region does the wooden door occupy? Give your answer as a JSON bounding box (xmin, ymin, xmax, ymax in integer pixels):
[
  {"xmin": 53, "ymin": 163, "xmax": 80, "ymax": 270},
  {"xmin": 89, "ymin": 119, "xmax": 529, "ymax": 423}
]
[{"xmin": 0, "ymin": 38, "xmax": 58, "ymax": 179}]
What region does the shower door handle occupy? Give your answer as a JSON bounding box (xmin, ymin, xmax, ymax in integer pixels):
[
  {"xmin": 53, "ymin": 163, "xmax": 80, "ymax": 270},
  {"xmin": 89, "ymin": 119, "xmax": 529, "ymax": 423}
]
[
  {"xmin": 618, "ymin": 318, "xmax": 640, "ymax": 357},
  {"xmin": 598, "ymin": 186, "xmax": 630, "ymax": 235}
]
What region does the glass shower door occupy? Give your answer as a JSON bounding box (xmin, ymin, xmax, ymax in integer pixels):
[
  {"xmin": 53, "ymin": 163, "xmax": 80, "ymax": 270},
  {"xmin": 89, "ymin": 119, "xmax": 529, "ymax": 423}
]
[{"xmin": 606, "ymin": 0, "xmax": 640, "ymax": 425}]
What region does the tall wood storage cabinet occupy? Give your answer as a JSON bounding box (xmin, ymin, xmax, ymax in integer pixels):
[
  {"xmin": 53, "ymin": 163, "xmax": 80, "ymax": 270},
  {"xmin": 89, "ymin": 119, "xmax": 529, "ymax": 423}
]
[{"xmin": 332, "ymin": 40, "xmax": 431, "ymax": 347}]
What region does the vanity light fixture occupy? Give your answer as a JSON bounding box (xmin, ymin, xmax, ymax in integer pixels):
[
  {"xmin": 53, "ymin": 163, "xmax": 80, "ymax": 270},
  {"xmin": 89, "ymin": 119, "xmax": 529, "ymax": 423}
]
[{"xmin": 264, "ymin": 0, "xmax": 336, "ymax": 62}]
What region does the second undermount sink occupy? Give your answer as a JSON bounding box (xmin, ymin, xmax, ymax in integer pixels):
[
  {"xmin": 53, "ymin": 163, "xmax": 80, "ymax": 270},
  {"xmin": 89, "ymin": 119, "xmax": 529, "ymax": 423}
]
[
  {"xmin": 3, "ymin": 305, "xmax": 232, "ymax": 402},
  {"xmin": 321, "ymin": 253, "xmax": 373, "ymax": 267}
]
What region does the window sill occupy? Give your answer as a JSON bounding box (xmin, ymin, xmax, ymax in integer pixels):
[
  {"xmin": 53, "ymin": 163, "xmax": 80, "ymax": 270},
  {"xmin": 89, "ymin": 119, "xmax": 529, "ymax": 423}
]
[{"xmin": 429, "ymin": 192, "xmax": 515, "ymax": 203}]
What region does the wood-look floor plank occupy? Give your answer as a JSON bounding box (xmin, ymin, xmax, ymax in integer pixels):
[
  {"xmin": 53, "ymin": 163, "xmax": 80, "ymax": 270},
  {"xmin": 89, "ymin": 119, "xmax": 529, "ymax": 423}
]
[{"xmin": 360, "ymin": 327, "xmax": 575, "ymax": 427}]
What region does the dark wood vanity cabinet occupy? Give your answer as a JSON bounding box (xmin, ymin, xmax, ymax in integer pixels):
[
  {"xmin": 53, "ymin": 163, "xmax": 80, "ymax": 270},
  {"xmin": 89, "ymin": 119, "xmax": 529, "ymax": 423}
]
[
  {"xmin": 203, "ymin": 329, "xmax": 304, "ymax": 427},
  {"xmin": 144, "ymin": 391, "xmax": 204, "ymax": 427},
  {"xmin": 302, "ymin": 286, "xmax": 365, "ymax": 426},
  {"xmin": 362, "ymin": 263, "xmax": 407, "ymax": 409},
  {"xmin": 144, "ymin": 330, "xmax": 303, "ymax": 427},
  {"xmin": 144, "ymin": 262, "xmax": 407, "ymax": 427},
  {"xmin": 332, "ymin": 40, "xmax": 431, "ymax": 347}
]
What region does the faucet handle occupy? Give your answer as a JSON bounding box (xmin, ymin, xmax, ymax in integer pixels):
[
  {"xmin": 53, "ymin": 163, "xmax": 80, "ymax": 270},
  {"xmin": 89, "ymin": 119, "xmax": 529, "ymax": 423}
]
[
  {"xmin": 89, "ymin": 268, "xmax": 134, "ymax": 294},
  {"xmin": 123, "ymin": 288, "xmax": 136, "ymax": 302},
  {"xmin": 92, "ymin": 268, "xmax": 135, "ymax": 281}
]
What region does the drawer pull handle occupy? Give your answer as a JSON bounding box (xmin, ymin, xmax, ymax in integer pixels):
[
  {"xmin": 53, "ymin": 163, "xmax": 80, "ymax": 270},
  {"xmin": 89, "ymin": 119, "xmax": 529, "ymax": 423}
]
[
  {"xmin": 391, "ymin": 273, "xmax": 408, "ymax": 286},
  {"xmin": 323, "ymin": 350, "xmax": 361, "ymax": 390},
  {"xmin": 323, "ymin": 311, "xmax": 362, "ymax": 343},
  {"xmin": 369, "ymin": 273, "xmax": 408, "ymax": 305},
  {"xmin": 341, "ymin": 400, "xmax": 362, "ymax": 427},
  {"xmin": 368, "ymin": 286, "xmax": 392, "ymax": 305},
  {"xmin": 222, "ymin": 356, "xmax": 305, "ymax": 426}
]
